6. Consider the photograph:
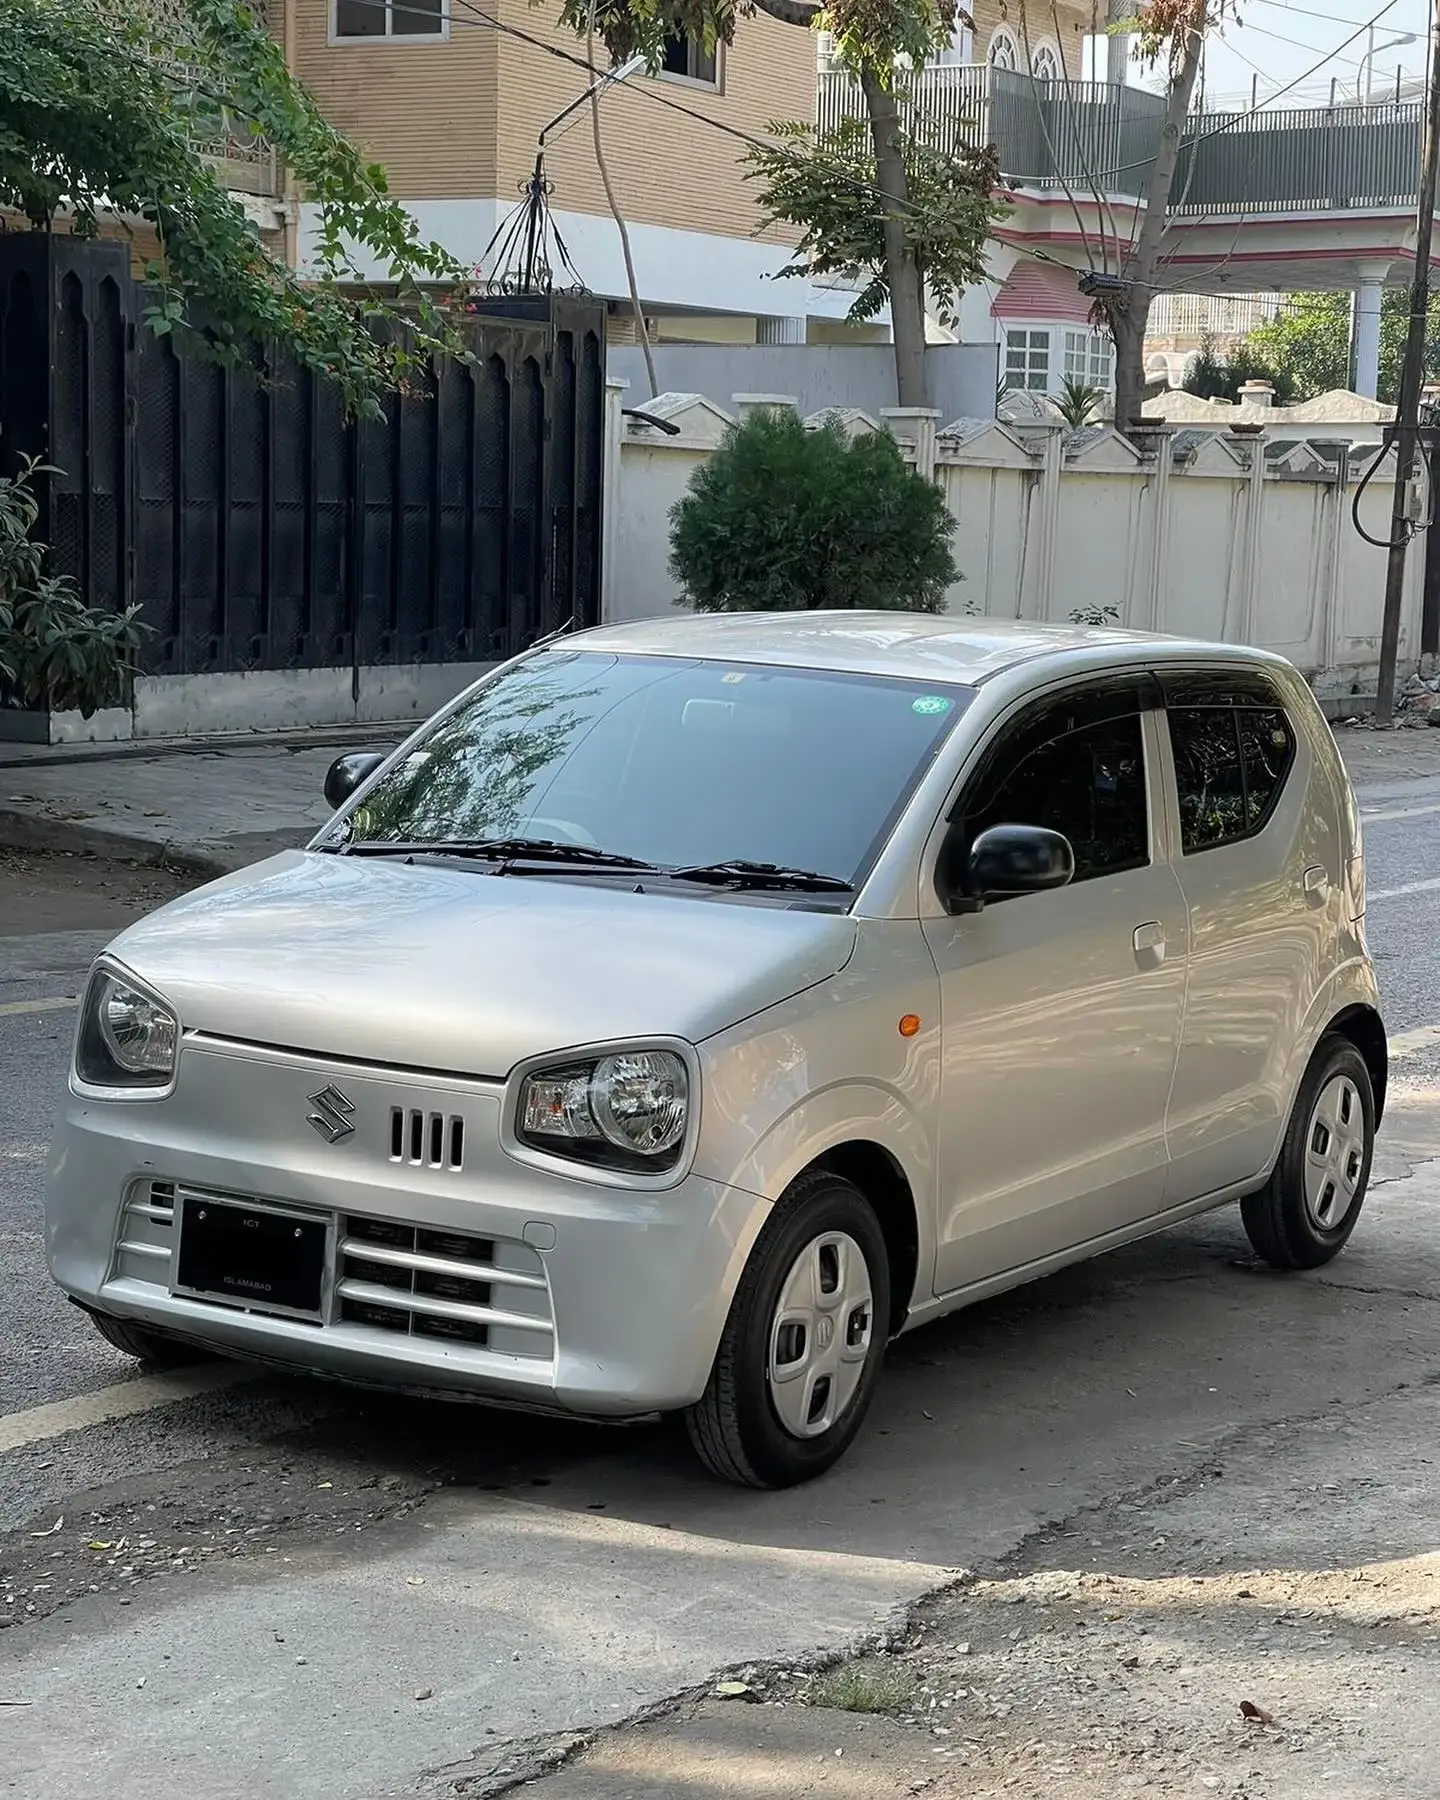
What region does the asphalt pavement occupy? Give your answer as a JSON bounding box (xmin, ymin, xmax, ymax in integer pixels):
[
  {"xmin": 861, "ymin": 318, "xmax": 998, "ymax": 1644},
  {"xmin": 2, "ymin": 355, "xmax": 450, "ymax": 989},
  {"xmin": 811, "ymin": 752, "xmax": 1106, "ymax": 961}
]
[{"xmin": 4, "ymin": 738, "xmax": 1440, "ymax": 1800}]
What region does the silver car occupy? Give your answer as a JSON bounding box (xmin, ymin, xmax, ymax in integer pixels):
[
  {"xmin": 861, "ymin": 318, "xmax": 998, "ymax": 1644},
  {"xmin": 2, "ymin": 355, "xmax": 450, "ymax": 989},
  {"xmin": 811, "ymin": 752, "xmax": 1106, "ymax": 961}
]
[{"xmin": 45, "ymin": 615, "xmax": 1385, "ymax": 1487}]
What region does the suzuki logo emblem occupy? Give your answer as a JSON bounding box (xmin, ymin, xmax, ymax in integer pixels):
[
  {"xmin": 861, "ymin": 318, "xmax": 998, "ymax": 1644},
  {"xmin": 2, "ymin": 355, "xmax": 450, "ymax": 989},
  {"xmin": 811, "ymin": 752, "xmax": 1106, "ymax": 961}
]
[{"xmin": 307, "ymin": 1084, "xmax": 356, "ymax": 1144}]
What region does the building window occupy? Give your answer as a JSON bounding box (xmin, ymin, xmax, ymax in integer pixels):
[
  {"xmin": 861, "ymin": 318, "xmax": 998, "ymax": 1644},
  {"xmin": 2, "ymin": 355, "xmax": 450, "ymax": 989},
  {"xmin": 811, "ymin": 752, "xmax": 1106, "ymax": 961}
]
[
  {"xmin": 1063, "ymin": 327, "xmax": 1114, "ymax": 389},
  {"xmin": 1004, "ymin": 327, "xmax": 1051, "ymax": 391},
  {"xmin": 333, "ymin": 0, "xmax": 445, "ymax": 36},
  {"xmin": 660, "ymin": 32, "xmax": 719, "ymax": 86},
  {"xmin": 987, "ymin": 27, "xmax": 1020, "ymax": 70},
  {"xmin": 1030, "ymin": 41, "xmax": 1062, "ymax": 80}
]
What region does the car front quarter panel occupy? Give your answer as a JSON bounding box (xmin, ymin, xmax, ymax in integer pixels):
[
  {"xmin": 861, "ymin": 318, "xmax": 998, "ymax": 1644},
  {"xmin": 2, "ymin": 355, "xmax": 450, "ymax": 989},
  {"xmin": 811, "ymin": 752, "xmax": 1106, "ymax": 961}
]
[{"xmin": 694, "ymin": 921, "xmax": 940, "ymax": 1313}]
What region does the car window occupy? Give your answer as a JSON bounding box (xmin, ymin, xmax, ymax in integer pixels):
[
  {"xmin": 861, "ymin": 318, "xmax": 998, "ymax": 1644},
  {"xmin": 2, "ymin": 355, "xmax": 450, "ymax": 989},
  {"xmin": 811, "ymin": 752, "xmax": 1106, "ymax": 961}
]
[
  {"xmin": 1168, "ymin": 704, "xmax": 1295, "ymax": 853},
  {"xmin": 328, "ymin": 650, "xmax": 974, "ymax": 890},
  {"xmin": 957, "ymin": 692, "xmax": 1150, "ymax": 890}
]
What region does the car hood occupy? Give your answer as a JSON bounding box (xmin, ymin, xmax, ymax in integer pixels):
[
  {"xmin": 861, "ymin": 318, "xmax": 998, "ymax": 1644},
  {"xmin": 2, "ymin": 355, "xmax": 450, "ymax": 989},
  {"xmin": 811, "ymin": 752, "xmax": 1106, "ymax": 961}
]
[{"xmin": 104, "ymin": 851, "xmax": 858, "ymax": 1076}]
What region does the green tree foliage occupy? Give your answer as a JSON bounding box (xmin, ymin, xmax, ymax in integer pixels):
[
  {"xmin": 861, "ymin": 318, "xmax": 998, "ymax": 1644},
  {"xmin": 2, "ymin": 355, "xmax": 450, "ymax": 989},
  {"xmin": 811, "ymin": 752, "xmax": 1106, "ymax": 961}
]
[
  {"xmin": 1247, "ymin": 291, "xmax": 1440, "ymax": 403},
  {"xmin": 0, "ymin": 460, "xmax": 149, "ymax": 716},
  {"xmin": 669, "ymin": 410, "xmax": 958, "ymax": 614},
  {"xmin": 742, "ymin": 114, "xmax": 1005, "ymax": 334},
  {"xmin": 0, "ymin": 0, "xmax": 470, "ymax": 416},
  {"xmin": 1181, "ymin": 333, "xmax": 1293, "ymax": 404},
  {"xmin": 1052, "ymin": 376, "xmax": 1106, "ymax": 428},
  {"xmin": 546, "ymin": 0, "xmax": 963, "ymax": 407}
]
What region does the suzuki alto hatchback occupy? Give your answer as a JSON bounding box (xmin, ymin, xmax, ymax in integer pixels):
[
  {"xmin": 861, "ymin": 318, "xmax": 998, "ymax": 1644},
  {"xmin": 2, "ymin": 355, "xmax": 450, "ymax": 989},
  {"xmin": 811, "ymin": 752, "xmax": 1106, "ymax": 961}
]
[{"xmin": 46, "ymin": 615, "xmax": 1386, "ymax": 1487}]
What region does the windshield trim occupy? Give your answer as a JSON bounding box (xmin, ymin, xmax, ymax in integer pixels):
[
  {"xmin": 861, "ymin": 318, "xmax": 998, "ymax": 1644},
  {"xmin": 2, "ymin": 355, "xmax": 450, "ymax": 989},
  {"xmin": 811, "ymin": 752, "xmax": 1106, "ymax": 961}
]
[{"xmin": 314, "ymin": 649, "xmax": 978, "ymax": 904}]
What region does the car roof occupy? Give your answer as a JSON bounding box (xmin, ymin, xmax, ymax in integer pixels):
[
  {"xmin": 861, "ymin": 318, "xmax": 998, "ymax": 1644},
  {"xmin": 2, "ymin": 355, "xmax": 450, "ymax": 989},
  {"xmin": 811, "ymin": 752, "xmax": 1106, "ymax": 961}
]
[{"xmin": 565, "ymin": 612, "xmax": 1288, "ymax": 687}]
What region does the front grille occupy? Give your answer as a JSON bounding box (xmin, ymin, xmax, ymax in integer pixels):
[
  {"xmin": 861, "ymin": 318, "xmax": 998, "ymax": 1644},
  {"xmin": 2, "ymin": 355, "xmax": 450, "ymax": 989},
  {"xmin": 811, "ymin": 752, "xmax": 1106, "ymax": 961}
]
[
  {"xmin": 109, "ymin": 1182, "xmax": 554, "ymax": 1365},
  {"xmin": 112, "ymin": 1179, "xmax": 178, "ymax": 1282},
  {"xmin": 336, "ymin": 1214, "xmax": 552, "ymax": 1357},
  {"xmin": 390, "ymin": 1108, "xmax": 464, "ymax": 1171}
]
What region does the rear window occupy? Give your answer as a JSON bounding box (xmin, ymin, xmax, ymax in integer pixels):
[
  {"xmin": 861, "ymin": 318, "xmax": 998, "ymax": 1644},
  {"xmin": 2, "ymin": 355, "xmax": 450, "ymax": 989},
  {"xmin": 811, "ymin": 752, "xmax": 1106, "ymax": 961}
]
[{"xmin": 1167, "ymin": 704, "xmax": 1295, "ymax": 853}]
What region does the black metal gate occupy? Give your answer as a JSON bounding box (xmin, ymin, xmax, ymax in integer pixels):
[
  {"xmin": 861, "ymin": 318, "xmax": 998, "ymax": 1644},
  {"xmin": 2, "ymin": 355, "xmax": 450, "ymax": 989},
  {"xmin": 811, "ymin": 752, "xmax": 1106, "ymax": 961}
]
[{"xmin": 0, "ymin": 234, "xmax": 605, "ymax": 686}]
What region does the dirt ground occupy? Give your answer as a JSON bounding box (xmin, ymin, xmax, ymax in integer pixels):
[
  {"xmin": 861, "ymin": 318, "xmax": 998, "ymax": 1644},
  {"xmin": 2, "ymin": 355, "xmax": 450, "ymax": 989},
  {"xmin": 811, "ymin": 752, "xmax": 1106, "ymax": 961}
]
[
  {"xmin": 0, "ymin": 846, "xmax": 196, "ymax": 938},
  {"xmin": 525, "ymin": 1383, "xmax": 1440, "ymax": 1800}
]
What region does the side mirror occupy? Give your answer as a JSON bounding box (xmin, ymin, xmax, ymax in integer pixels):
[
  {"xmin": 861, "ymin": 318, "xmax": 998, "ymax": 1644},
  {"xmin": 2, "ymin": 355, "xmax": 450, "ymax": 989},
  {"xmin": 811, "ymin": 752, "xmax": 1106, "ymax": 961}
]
[
  {"xmin": 943, "ymin": 822, "xmax": 1075, "ymax": 914},
  {"xmin": 324, "ymin": 751, "xmax": 387, "ymax": 812}
]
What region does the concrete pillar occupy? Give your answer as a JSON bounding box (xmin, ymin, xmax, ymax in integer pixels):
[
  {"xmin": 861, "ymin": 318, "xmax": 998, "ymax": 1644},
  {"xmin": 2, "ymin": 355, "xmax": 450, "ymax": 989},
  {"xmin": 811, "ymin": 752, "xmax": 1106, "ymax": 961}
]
[
  {"xmin": 756, "ymin": 315, "xmax": 806, "ymax": 345},
  {"xmin": 1353, "ymin": 277, "xmax": 1384, "ymax": 399},
  {"xmin": 1106, "ymin": 0, "xmax": 1129, "ymax": 83},
  {"xmin": 880, "ymin": 408, "xmax": 943, "ymax": 482},
  {"xmin": 601, "ymin": 377, "xmax": 628, "ymax": 624}
]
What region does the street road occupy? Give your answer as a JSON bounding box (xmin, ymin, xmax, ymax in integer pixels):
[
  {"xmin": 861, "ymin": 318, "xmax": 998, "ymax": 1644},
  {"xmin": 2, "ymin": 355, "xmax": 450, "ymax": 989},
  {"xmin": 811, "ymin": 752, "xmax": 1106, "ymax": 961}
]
[{"xmin": 5, "ymin": 743, "xmax": 1440, "ymax": 1800}]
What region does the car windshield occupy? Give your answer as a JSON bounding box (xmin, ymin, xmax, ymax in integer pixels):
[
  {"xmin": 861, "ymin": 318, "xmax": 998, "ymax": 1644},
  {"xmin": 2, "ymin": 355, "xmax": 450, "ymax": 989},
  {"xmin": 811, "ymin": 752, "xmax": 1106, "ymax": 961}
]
[{"xmin": 324, "ymin": 650, "xmax": 973, "ymax": 890}]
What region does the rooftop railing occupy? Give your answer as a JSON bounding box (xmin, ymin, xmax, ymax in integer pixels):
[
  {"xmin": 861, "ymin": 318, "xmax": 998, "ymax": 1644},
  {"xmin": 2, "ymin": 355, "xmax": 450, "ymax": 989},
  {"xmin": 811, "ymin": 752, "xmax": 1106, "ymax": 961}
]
[{"xmin": 817, "ymin": 65, "xmax": 1428, "ymax": 216}]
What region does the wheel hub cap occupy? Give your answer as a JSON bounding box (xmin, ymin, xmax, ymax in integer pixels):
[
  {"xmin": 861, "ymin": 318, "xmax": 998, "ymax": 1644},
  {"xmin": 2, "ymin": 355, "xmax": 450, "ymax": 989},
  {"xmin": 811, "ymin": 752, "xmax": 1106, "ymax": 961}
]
[
  {"xmin": 767, "ymin": 1230, "xmax": 874, "ymax": 1440},
  {"xmin": 1303, "ymin": 1073, "xmax": 1366, "ymax": 1231}
]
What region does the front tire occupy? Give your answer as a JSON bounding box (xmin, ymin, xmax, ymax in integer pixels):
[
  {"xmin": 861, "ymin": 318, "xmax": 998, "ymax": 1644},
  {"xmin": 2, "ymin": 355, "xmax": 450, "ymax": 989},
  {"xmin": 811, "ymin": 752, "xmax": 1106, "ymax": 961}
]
[
  {"xmin": 88, "ymin": 1310, "xmax": 214, "ymax": 1368},
  {"xmin": 685, "ymin": 1169, "xmax": 890, "ymax": 1489},
  {"xmin": 1241, "ymin": 1032, "xmax": 1375, "ymax": 1270}
]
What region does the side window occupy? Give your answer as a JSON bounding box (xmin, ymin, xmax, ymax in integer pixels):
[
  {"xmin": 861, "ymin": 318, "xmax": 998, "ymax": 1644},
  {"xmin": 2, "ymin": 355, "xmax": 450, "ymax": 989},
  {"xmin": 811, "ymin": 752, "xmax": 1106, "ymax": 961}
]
[
  {"xmin": 1168, "ymin": 704, "xmax": 1295, "ymax": 853},
  {"xmin": 958, "ymin": 696, "xmax": 1150, "ymax": 890}
]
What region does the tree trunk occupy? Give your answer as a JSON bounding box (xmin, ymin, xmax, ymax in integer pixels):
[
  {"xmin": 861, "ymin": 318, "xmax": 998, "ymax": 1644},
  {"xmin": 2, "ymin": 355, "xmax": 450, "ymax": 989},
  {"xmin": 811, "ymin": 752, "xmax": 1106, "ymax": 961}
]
[
  {"xmin": 1112, "ymin": 8, "xmax": 1207, "ymax": 435},
  {"xmin": 859, "ymin": 65, "xmax": 929, "ymax": 409},
  {"xmin": 748, "ymin": 0, "xmax": 927, "ymax": 406}
]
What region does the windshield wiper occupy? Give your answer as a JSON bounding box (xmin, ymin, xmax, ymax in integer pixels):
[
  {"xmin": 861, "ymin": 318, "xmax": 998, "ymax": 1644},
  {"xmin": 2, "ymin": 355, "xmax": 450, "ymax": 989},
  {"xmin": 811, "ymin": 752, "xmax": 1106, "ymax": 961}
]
[
  {"xmin": 667, "ymin": 859, "xmax": 854, "ymax": 894},
  {"xmin": 335, "ymin": 837, "xmax": 656, "ymax": 870}
]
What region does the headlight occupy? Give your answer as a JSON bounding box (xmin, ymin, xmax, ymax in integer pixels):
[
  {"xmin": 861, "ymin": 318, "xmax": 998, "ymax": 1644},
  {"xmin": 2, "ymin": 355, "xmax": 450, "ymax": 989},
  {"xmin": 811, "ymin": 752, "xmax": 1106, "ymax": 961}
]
[
  {"xmin": 518, "ymin": 1050, "xmax": 689, "ymax": 1172},
  {"xmin": 75, "ymin": 966, "xmax": 179, "ymax": 1090}
]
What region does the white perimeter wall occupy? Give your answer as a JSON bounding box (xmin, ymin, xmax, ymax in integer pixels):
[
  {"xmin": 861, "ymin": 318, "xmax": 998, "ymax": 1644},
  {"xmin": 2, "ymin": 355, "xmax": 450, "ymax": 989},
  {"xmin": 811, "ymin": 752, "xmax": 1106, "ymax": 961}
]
[{"xmin": 606, "ymin": 389, "xmax": 1424, "ymax": 707}]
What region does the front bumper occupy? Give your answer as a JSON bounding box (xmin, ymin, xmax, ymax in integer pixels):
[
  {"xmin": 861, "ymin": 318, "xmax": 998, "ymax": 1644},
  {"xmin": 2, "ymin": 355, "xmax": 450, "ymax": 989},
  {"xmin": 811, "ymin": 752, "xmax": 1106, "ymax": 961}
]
[{"xmin": 45, "ymin": 1038, "xmax": 768, "ymax": 1417}]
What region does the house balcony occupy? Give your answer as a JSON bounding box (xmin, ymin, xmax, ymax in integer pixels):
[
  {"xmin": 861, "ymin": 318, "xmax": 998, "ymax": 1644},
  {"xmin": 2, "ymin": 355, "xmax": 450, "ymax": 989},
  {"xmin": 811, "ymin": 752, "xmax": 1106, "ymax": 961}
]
[
  {"xmin": 816, "ymin": 65, "xmax": 1431, "ymax": 225},
  {"xmin": 147, "ymin": 0, "xmax": 282, "ymax": 199}
]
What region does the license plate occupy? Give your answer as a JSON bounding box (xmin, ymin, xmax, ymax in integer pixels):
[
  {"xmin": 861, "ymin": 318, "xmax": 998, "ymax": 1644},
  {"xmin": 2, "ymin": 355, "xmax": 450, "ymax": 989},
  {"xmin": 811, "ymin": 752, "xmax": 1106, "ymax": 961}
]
[{"xmin": 175, "ymin": 1197, "xmax": 328, "ymax": 1320}]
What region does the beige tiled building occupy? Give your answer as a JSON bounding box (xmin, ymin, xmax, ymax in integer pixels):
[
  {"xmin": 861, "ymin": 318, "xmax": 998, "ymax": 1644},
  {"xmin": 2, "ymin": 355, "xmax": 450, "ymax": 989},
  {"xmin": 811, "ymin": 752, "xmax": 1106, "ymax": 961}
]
[{"xmin": 274, "ymin": 0, "xmax": 814, "ymax": 340}]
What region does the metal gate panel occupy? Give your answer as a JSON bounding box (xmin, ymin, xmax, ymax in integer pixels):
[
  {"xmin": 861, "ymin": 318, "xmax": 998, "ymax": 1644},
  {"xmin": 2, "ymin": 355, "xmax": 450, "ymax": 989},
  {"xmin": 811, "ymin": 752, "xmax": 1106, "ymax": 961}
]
[{"xmin": 0, "ymin": 236, "xmax": 605, "ymax": 698}]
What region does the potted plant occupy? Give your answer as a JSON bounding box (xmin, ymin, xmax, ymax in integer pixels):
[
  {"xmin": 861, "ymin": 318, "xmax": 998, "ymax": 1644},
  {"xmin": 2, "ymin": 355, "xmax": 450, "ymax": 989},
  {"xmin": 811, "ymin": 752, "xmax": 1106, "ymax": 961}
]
[{"xmin": 0, "ymin": 459, "xmax": 150, "ymax": 743}]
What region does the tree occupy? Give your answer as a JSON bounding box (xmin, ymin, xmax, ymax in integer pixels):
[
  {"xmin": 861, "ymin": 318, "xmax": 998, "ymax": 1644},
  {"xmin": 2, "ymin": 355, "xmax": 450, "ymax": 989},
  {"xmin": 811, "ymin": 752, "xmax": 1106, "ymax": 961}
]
[
  {"xmin": 1096, "ymin": 0, "xmax": 1213, "ymax": 433},
  {"xmin": 551, "ymin": 0, "xmax": 959, "ymax": 408},
  {"xmin": 743, "ymin": 114, "xmax": 1005, "ymax": 340},
  {"xmin": 0, "ymin": 0, "xmax": 470, "ymax": 416},
  {"xmin": 1247, "ymin": 291, "xmax": 1440, "ymax": 403},
  {"xmin": 669, "ymin": 409, "xmax": 958, "ymax": 613},
  {"xmin": 1180, "ymin": 333, "xmax": 1293, "ymax": 403}
]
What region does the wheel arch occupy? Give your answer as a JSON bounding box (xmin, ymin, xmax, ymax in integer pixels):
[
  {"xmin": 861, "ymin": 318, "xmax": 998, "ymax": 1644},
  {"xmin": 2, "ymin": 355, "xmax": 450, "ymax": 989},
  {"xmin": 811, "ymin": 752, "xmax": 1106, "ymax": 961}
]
[
  {"xmin": 1326, "ymin": 1003, "xmax": 1387, "ymax": 1126},
  {"xmin": 801, "ymin": 1140, "xmax": 920, "ymax": 1337}
]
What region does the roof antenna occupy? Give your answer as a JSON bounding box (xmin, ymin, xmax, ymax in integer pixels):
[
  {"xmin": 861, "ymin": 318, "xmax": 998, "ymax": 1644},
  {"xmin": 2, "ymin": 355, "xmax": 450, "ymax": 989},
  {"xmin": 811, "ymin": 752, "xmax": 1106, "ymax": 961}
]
[{"xmin": 528, "ymin": 613, "xmax": 579, "ymax": 652}]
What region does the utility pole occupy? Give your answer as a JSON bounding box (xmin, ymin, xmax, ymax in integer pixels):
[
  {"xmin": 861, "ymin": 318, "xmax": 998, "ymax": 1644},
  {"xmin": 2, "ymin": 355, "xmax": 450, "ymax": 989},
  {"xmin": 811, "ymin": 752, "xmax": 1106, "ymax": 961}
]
[{"xmin": 1375, "ymin": 0, "xmax": 1440, "ymax": 725}]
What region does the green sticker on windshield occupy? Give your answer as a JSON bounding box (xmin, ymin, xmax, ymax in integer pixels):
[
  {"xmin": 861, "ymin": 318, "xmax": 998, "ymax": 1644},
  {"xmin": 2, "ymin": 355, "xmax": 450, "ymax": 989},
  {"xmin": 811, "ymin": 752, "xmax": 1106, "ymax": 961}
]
[{"xmin": 912, "ymin": 695, "xmax": 953, "ymax": 717}]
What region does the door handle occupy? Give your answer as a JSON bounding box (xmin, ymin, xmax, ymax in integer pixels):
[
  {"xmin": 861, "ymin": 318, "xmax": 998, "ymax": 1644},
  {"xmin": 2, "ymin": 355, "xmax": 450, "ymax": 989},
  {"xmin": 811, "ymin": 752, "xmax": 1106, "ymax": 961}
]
[
  {"xmin": 1302, "ymin": 864, "xmax": 1329, "ymax": 905},
  {"xmin": 1133, "ymin": 921, "xmax": 1166, "ymax": 968}
]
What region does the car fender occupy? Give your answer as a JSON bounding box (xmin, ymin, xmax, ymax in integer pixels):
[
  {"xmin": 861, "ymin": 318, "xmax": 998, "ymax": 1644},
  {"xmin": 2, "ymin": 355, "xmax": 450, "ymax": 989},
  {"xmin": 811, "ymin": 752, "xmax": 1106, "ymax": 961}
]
[{"xmin": 1261, "ymin": 952, "xmax": 1385, "ymax": 1176}]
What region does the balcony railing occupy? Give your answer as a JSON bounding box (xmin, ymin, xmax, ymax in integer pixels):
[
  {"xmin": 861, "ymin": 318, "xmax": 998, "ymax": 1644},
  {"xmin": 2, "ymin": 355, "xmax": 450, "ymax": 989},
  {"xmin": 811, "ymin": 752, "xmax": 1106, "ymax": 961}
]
[
  {"xmin": 817, "ymin": 65, "xmax": 1429, "ymax": 217},
  {"xmin": 147, "ymin": 0, "xmax": 281, "ymax": 198}
]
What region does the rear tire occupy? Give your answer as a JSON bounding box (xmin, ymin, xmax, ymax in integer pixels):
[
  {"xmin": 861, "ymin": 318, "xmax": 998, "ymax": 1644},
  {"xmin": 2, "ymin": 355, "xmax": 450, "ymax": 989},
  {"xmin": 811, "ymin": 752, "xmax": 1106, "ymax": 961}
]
[
  {"xmin": 88, "ymin": 1310, "xmax": 213, "ymax": 1368},
  {"xmin": 685, "ymin": 1169, "xmax": 890, "ymax": 1489},
  {"xmin": 1241, "ymin": 1032, "xmax": 1375, "ymax": 1271}
]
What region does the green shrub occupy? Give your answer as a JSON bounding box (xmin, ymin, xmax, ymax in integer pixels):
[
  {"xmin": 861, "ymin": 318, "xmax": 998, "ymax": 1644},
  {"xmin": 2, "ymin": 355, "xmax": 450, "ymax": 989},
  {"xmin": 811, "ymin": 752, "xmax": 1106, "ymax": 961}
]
[
  {"xmin": 667, "ymin": 409, "xmax": 959, "ymax": 614},
  {"xmin": 0, "ymin": 459, "xmax": 150, "ymax": 717}
]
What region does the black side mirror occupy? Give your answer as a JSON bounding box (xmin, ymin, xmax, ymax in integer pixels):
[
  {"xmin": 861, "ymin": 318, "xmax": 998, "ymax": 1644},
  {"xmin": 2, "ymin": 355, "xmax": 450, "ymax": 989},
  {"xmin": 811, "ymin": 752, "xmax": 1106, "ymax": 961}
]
[
  {"xmin": 324, "ymin": 751, "xmax": 387, "ymax": 812},
  {"xmin": 943, "ymin": 822, "xmax": 1075, "ymax": 914}
]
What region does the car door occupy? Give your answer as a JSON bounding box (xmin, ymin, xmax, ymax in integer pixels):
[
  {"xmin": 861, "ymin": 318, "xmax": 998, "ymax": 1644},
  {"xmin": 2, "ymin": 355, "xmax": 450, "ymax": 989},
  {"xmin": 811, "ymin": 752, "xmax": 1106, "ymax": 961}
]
[
  {"xmin": 1158, "ymin": 670, "xmax": 1319, "ymax": 1200},
  {"xmin": 924, "ymin": 676, "xmax": 1189, "ymax": 1297}
]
